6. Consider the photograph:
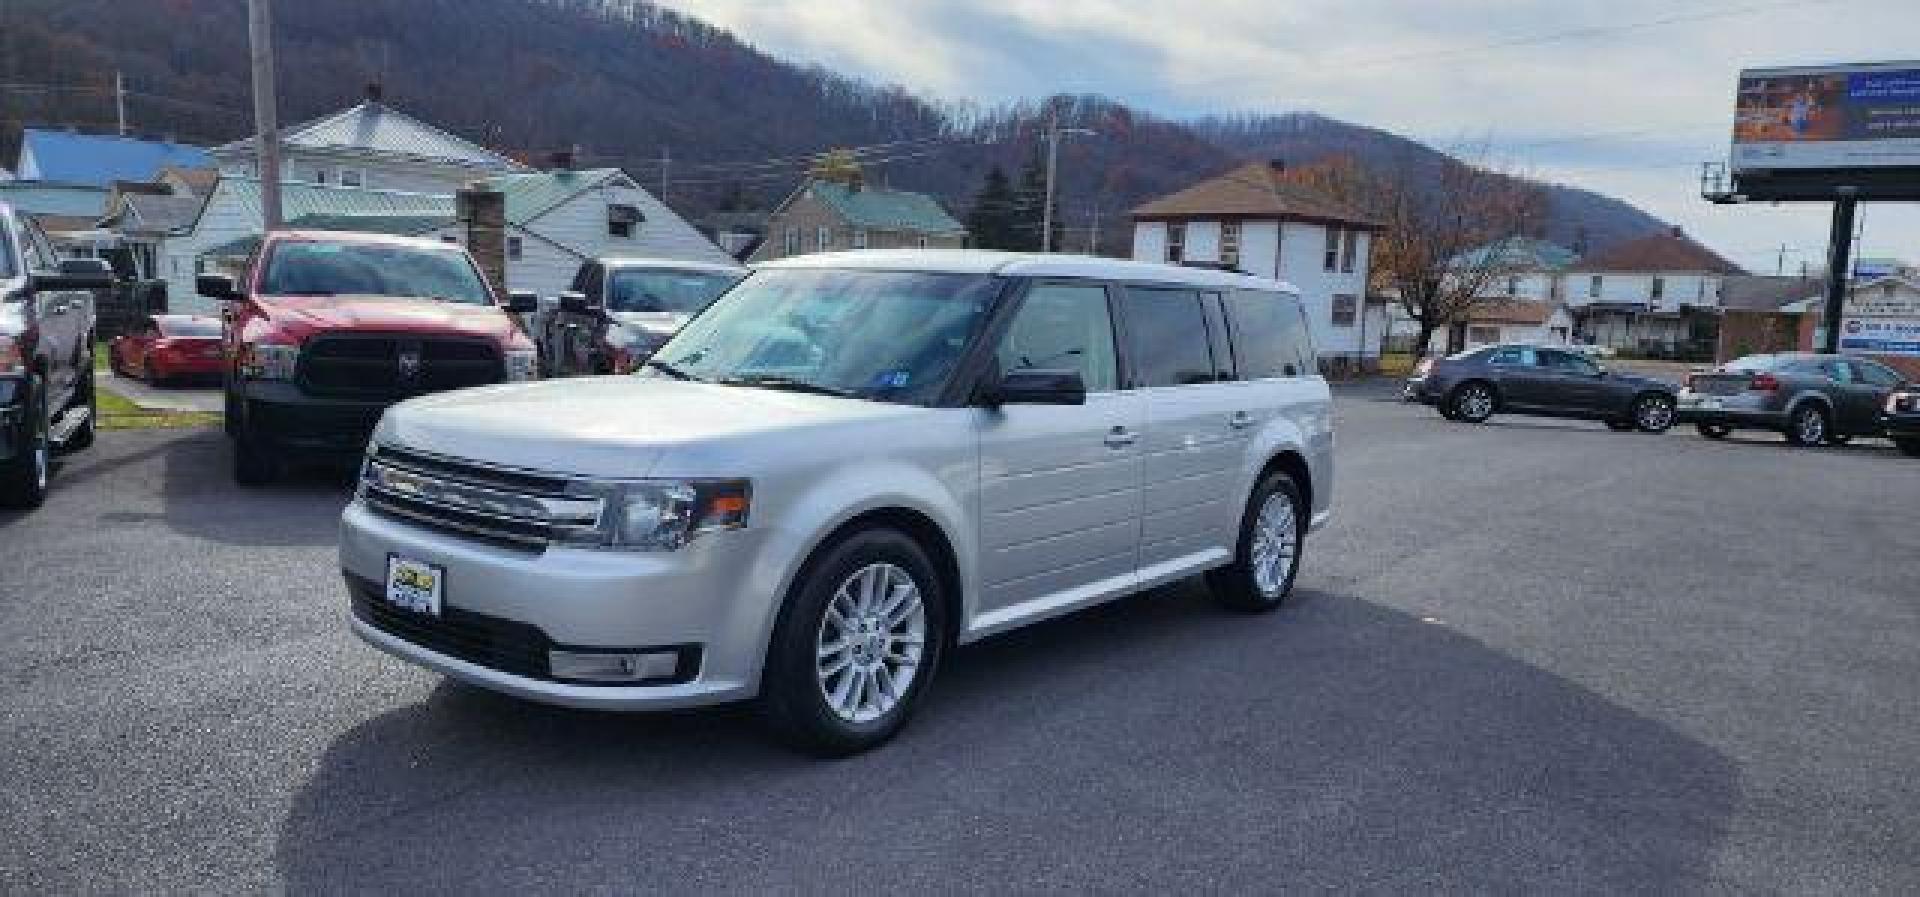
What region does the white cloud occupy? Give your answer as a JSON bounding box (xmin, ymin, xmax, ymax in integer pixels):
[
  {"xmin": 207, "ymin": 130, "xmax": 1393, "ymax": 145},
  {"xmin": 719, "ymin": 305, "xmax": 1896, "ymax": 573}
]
[{"xmin": 671, "ymin": 0, "xmax": 1920, "ymax": 267}]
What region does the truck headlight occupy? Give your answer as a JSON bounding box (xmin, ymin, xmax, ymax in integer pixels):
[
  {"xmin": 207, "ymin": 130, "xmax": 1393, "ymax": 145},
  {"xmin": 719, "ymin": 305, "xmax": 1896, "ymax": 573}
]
[
  {"xmin": 237, "ymin": 342, "xmax": 298, "ymax": 380},
  {"xmin": 552, "ymin": 479, "xmax": 750, "ymax": 550},
  {"xmin": 505, "ymin": 348, "xmax": 539, "ymax": 381},
  {"xmin": 0, "ymin": 334, "xmax": 23, "ymax": 377}
]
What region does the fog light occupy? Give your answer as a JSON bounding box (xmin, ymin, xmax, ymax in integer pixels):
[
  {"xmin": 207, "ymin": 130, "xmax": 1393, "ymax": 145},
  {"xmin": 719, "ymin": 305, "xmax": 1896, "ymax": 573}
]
[{"xmin": 549, "ymin": 649, "xmax": 680, "ymax": 683}]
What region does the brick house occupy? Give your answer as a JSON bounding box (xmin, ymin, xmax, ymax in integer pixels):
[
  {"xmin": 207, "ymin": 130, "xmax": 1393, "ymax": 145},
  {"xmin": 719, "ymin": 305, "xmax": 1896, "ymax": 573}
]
[
  {"xmin": 1716, "ymin": 275, "xmax": 1820, "ymax": 361},
  {"xmin": 748, "ymin": 176, "xmax": 966, "ymax": 262}
]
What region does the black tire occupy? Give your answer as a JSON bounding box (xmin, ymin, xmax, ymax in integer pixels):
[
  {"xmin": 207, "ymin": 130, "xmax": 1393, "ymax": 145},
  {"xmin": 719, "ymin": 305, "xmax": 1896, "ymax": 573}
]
[
  {"xmin": 1207, "ymin": 471, "xmax": 1306, "ymax": 613},
  {"xmin": 1631, "ymin": 392, "xmax": 1676, "ymax": 433},
  {"xmin": 1448, "ymin": 381, "xmax": 1496, "ymax": 424},
  {"xmin": 62, "ymin": 367, "xmax": 96, "ymax": 452},
  {"xmin": 761, "ymin": 528, "xmax": 949, "ymax": 756},
  {"xmin": 1696, "ymin": 423, "xmax": 1733, "ymax": 440},
  {"xmin": 231, "ymin": 423, "xmax": 283, "ymax": 486},
  {"xmin": 0, "ymin": 376, "xmax": 51, "ymax": 510},
  {"xmin": 1784, "ymin": 403, "xmax": 1829, "ymax": 447},
  {"xmin": 1896, "ymin": 437, "xmax": 1920, "ymax": 458}
]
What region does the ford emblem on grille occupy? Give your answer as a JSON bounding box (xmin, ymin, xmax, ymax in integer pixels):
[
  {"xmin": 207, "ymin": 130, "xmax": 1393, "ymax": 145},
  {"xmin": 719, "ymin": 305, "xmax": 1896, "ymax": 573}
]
[{"xmin": 397, "ymin": 343, "xmax": 423, "ymax": 384}]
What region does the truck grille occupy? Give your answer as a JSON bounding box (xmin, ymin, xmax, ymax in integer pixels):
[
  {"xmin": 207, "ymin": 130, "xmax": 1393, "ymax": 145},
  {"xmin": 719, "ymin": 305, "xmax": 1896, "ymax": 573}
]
[
  {"xmin": 359, "ymin": 444, "xmax": 600, "ymax": 549},
  {"xmin": 300, "ymin": 335, "xmax": 503, "ymax": 400}
]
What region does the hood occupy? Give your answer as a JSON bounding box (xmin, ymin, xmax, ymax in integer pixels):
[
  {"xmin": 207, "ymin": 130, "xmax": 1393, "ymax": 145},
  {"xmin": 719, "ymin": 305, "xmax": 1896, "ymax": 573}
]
[
  {"xmin": 376, "ymin": 376, "xmax": 917, "ymax": 479},
  {"xmin": 257, "ymin": 296, "xmax": 529, "ymax": 347}
]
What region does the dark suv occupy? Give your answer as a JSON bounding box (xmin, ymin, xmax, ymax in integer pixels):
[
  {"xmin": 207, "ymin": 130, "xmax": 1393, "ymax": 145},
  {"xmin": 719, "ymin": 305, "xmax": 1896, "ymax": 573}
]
[
  {"xmin": 1, "ymin": 202, "xmax": 112, "ymax": 509},
  {"xmin": 1405, "ymin": 344, "xmax": 1679, "ymax": 432},
  {"xmin": 198, "ymin": 231, "xmax": 540, "ymax": 484},
  {"xmin": 536, "ymin": 258, "xmax": 743, "ymax": 376},
  {"xmin": 1677, "ymin": 352, "xmax": 1910, "ymax": 446}
]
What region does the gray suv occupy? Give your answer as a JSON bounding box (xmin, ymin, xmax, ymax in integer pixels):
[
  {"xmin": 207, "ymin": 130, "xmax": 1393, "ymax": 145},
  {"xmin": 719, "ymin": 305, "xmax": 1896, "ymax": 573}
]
[{"xmin": 339, "ymin": 250, "xmax": 1336, "ymax": 754}]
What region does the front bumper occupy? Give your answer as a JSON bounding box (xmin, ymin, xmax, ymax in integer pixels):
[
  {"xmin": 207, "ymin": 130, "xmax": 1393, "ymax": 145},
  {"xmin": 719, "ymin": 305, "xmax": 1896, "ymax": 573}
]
[
  {"xmin": 339, "ymin": 498, "xmax": 776, "ymax": 710},
  {"xmin": 1402, "ymin": 377, "xmax": 1439, "ymax": 404},
  {"xmin": 236, "ymin": 380, "xmax": 390, "ymax": 454}
]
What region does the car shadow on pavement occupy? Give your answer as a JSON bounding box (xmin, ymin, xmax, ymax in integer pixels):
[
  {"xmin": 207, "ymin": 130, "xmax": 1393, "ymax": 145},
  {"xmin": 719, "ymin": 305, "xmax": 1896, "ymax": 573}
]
[
  {"xmin": 146, "ymin": 428, "xmax": 354, "ymax": 547},
  {"xmin": 274, "ymin": 583, "xmax": 1736, "ymax": 892}
]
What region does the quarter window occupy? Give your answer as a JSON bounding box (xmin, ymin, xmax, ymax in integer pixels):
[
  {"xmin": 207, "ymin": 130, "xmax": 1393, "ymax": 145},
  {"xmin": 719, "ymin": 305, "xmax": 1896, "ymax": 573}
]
[
  {"xmin": 1224, "ymin": 289, "xmax": 1311, "ymax": 378},
  {"xmin": 1853, "ymin": 359, "xmax": 1903, "ymax": 387},
  {"xmin": 1121, "ymin": 287, "xmax": 1216, "ymax": 387},
  {"xmin": 995, "ymin": 283, "xmax": 1119, "ymax": 393}
]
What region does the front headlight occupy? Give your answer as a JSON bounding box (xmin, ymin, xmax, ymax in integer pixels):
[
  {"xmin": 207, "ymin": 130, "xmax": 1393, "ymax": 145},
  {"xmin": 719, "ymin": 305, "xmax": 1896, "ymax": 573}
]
[
  {"xmin": 237, "ymin": 341, "xmax": 298, "ymax": 380},
  {"xmin": 551, "ymin": 479, "xmax": 750, "ymax": 550},
  {"xmin": 505, "ymin": 348, "xmax": 539, "ymax": 381},
  {"xmin": 0, "ymin": 334, "xmax": 23, "ymax": 377}
]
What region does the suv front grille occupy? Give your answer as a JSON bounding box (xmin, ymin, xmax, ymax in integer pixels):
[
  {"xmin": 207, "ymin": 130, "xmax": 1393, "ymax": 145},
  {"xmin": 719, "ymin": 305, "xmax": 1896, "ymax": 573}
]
[
  {"xmin": 300, "ymin": 335, "xmax": 503, "ymax": 400},
  {"xmin": 359, "ymin": 444, "xmax": 599, "ymax": 550}
]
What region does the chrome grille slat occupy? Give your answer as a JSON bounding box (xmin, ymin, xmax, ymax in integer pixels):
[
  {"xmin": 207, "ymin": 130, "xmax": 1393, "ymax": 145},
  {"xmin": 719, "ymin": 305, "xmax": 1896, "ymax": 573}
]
[{"xmin": 361, "ymin": 445, "xmax": 603, "ymax": 548}]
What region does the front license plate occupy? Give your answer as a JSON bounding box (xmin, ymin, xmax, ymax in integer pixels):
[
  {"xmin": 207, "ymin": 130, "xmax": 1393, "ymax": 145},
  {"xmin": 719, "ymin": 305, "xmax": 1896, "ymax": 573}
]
[
  {"xmin": 385, "ymin": 555, "xmax": 444, "ymax": 616},
  {"xmin": 1700, "ymin": 398, "xmax": 1723, "ymax": 410}
]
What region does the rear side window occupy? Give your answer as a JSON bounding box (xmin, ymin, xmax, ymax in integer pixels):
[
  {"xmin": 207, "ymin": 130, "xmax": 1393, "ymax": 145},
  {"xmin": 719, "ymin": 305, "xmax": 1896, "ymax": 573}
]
[
  {"xmin": 1852, "ymin": 359, "xmax": 1903, "ymax": 387},
  {"xmin": 1224, "ymin": 289, "xmax": 1312, "ymax": 379},
  {"xmin": 1120, "ymin": 287, "xmax": 1215, "ymax": 387}
]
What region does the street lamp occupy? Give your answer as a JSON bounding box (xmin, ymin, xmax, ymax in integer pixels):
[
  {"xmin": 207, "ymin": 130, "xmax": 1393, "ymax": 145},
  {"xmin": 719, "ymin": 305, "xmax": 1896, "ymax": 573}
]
[{"xmin": 1041, "ymin": 115, "xmax": 1097, "ymax": 253}]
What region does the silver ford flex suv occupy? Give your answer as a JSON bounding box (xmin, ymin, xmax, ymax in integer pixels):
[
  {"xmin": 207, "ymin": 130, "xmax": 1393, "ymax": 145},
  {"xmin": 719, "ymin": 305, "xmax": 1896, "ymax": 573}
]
[{"xmin": 340, "ymin": 250, "xmax": 1336, "ymax": 754}]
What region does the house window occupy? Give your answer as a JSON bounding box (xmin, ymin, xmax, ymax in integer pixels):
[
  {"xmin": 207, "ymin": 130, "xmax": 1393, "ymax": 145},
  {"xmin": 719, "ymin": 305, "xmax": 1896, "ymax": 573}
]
[
  {"xmin": 1331, "ymin": 294, "xmax": 1357, "ymax": 327},
  {"xmin": 507, "ymin": 236, "xmax": 523, "ymax": 260},
  {"xmin": 1697, "ymin": 279, "xmax": 1707, "ymax": 301},
  {"xmin": 1589, "ymin": 275, "xmax": 1602, "ymax": 298},
  {"xmin": 311, "ymin": 169, "xmax": 329, "ymax": 185},
  {"xmin": 339, "ymin": 168, "xmax": 362, "ymax": 188},
  {"xmin": 1507, "ymin": 275, "xmax": 1521, "ymax": 295},
  {"xmin": 1469, "ymin": 326, "xmax": 1502, "ymax": 345},
  {"xmin": 784, "ymin": 227, "xmax": 799, "ymax": 256},
  {"xmin": 1220, "ymin": 221, "xmax": 1240, "ymax": 268},
  {"xmin": 607, "ymin": 204, "xmax": 642, "ymax": 238},
  {"xmin": 853, "ymin": 229, "xmax": 868, "ymax": 249},
  {"xmin": 816, "ymin": 226, "xmax": 831, "ymax": 251},
  {"xmin": 1340, "ymin": 229, "xmax": 1358, "ymax": 273},
  {"xmin": 917, "ymin": 235, "xmax": 929, "ymax": 248},
  {"xmin": 1651, "ymin": 276, "xmax": 1665, "ymax": 300},
  {"xmin": 1165, "ymin": 223, "xmax": 1185, "ymax": 264},
  {"xmin": 1323, "ymin": 228, "xmax": 1340, "ymax": 272}
]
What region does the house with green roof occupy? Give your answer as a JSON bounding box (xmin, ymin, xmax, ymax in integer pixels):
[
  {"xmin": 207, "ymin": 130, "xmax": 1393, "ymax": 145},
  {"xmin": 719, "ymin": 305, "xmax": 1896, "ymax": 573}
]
[
  {"xmin": 162, "ymin": 166, "xmax": 731, "ymax": 313},
  {"xmin": 749, "ymin": 175, "xmax": 966, "ymax": 263}
]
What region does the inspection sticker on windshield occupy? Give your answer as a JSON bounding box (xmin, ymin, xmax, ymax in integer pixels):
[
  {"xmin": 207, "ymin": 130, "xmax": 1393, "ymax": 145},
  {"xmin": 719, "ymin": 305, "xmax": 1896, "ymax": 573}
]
[
  {"xmin": 872, "ymin": 370, "xmax": 911, "ymax": 388},
  {"xmin": 384, "ymin": 555, "xmax": 444, "ymax": 616}
]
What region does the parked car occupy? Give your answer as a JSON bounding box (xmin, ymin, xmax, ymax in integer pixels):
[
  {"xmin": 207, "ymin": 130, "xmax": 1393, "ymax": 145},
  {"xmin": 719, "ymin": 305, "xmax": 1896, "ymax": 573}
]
[
  {"xmin": 340, "ymin": 250, "xmax": 1334, "ymax": 754},
  {"xmin": 1883, "ymin": 387, "xmax": 1920, "ymax": 457},
  {"xmin": 1404, "ymin": 343, "xmax": 1679, "ymax": 432},
  {"xmin": 0, "ymin": 202, "xmax": 109, "ymax": 509},
  {"xmin": 537, "ymin": 258, "xmax": 744, "ymax": 376},
  {"xmin": 108, "ymin": 313, "xmax": 225, "ymax": 385},
  {"xmin": 1676, "ymin": 352, "xmax": 1909, "ymax": 446},
  {"xmin": 197, "ymin": 230, "xmax": 540, "ymax": 485}
]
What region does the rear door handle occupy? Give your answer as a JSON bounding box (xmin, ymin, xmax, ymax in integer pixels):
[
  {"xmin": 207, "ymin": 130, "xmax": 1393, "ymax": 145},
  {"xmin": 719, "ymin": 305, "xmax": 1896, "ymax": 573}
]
[
  {"xmin": 1229, "ymin": 411, "xmax": 1255, "ymax": 430},
  {"xmin": 1103, "ymin": 426, "xmax": 1137, "ymax": 448}
]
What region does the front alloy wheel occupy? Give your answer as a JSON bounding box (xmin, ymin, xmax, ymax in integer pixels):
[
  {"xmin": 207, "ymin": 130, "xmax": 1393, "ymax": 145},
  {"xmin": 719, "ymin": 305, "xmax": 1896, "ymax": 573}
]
[
  {"xmin": 1633, "ymin": 394, "xmax": 1676, "ymax": 433},
  {"xmin": 815, "ymin": 562, "xmax": 928, "ymax": 725},
  {"xmin": 1450, "ymin": 383, "xmax": 1495, "ymax": 423},
  {"xmin": 1785, "ymin": 404, "xmax": 1827, "ymax": 447}
]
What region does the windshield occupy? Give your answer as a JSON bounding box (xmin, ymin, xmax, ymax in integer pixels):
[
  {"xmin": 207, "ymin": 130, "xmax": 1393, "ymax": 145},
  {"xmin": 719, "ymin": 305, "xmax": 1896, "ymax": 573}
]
[
  {"xmin": 608, "ymin": 268, "xmax": 742, "ymax": 314},
  {"xmin": 648, "ymin": 269, "xmax": 1000, "ymax": 405},
  {"xmin": 258, "ymin": 240, "xmax": 493, "ymax": 304},
  {"xmin": 158, "ymin": 317, "xmax": 222, "ymax": 337}
]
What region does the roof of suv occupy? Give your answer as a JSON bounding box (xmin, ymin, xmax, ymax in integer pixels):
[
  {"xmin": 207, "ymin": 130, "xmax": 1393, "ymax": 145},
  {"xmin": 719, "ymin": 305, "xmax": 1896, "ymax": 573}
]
[{"xmin": 757, "ymin": 249, "xmax": 1298, "ymax": 294}]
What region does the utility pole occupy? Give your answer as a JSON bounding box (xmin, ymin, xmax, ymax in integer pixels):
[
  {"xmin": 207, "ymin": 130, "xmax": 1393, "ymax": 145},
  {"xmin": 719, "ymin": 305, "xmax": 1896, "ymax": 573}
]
[
  {"xmin": 1042, "ymin": 112, "xmax": 1059, "ymax": 253},
  {"xmin": 659, "ymin": 145, "xmax": 670, "ymax": 202},
  {"xmin": 247, "ymin": 0, "xmax": 283, "ymax": 230},
  {"xmin": 1085, "ymin": 204, "xmax": 1102, "ymax": 254},
  {"xmin": 1818, "ymin": 189, "xmax": 1858, "ymax": 354},
  {"xmin": 113, "ymin": 71, "xmax": 127, "ymax": 136}
]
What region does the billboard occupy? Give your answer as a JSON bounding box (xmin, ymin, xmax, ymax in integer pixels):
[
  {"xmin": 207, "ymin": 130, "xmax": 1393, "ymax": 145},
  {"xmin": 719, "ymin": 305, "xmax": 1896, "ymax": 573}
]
[{"xmin": 1731, "ymin": 61, "xmax": 1920, "ymax": 172}]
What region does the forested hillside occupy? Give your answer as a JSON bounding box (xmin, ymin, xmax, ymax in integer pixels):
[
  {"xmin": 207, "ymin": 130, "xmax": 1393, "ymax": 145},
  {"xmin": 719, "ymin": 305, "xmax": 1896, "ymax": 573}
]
[{"xmin": 1, "ymin": 0, "xmax": 1665, "ymax": 253}]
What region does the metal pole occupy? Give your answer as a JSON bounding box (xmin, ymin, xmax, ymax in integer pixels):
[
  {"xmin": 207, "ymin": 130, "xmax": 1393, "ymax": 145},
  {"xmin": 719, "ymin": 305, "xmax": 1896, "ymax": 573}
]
[
  {"xmin": 114, "ymin": 71, "xmax": 127, "ymax": 136},
  {"xmin": 1819, "ymin": 192, "xmax": 1857, "ymax": 354},
  {"xmin": 248, "ymin": 0, "xmax": 282, "ymax": 230},
  {"xmin": 1086, "ymin": 204, "xmax": 1101, "ymax": 254},
  {"xmin": 1041, "ymin": 112, "xmax": 1058, "ymax": 253},
  {"xmin": 659, "ymin": 145, "xmax": 669, "ymax": 201}
]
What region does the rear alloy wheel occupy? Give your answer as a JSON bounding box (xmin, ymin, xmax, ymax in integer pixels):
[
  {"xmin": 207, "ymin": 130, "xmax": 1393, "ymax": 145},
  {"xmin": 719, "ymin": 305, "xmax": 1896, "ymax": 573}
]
[
  {"xmin": 1632, "ymin": 393, "xmax": 1676, "ymax": 433},
  {"xmin": 762, "ymin": 528, "xmax": 947, "ymax": 756},
  {"xmin": 1784, "ymin": 404, "xmax": 1828, "ymax": 447},
  {"xmin": 1207, "ymin": 472, "xmax": 1305, "ymax": 612},
  {"xmin": 1696, "ymin": 423, "xmax": 1733, "ymax": 440},
  {"xmin": 1449, "ymin": 382, "xmax": 1496, "ymax": 423}
]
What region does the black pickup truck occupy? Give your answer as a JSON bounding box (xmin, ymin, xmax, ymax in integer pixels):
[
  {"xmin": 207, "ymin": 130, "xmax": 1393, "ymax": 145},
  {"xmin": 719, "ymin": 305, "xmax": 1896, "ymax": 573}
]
[{"xmin": 1, "ymin": 202, "xmax": 112, "ymax": 509}]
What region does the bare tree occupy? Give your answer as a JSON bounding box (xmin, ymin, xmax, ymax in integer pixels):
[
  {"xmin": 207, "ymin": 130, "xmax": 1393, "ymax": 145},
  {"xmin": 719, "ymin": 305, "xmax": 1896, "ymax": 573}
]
[{"xmin": 1284, "ymin": 148, "xmax": 1547, "ymax": 358}]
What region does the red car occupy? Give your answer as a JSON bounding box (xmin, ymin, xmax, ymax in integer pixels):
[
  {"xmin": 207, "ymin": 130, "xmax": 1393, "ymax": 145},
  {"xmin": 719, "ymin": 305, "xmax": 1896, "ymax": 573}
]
[{"xmin": 108, "ymin": 314, "xmax": 226, "ymax": 385}]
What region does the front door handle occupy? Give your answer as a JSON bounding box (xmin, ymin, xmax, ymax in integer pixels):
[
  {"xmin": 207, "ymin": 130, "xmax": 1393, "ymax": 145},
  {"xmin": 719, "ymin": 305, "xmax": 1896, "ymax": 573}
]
[
  {"xmin": 1228, "ymin": 411, "xmax": 1255, "ymax": 430},
  {"xmin": 1103, "ymin": 426, "xmax": 1137, "ymax": 448}
]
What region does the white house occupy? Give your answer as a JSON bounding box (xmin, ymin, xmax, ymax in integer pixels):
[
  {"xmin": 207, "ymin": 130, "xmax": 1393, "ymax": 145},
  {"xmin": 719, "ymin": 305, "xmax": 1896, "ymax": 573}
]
[
  {"xmin": 209, "ymin": 89, "xmax": 527, "ymax": 192},
  {"xmin": 1130, "ymin": 160, "xmax": 1387, "ymax": 364},
  {"xmin": 1561, "ymin": 227, "xmax": 1744, "ymax": 356}
]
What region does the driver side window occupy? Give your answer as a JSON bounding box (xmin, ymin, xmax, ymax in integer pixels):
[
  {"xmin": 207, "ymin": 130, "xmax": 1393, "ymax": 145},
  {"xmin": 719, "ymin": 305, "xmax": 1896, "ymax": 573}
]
[{"xmin": 995, "ymin": 283, "xmax": 1118, "ymax": 393}]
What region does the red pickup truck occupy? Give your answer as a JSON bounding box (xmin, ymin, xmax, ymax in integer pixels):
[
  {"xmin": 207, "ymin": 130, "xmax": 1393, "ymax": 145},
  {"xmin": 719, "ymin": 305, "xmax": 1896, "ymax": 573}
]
[{"xmin": 196, "ymin": 230, "xmax": 539, "ymax": 484}]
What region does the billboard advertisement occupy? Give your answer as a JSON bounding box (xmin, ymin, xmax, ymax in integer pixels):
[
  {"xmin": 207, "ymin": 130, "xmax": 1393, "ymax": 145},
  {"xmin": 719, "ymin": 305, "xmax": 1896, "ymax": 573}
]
[{"xmin": 1731, "ymin": 61, "xmax": 1920, "ymax": 172}]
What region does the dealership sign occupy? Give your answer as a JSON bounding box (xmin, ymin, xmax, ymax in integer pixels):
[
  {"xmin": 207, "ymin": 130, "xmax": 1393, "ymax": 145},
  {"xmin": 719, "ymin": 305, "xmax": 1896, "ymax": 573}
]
[
  {"xmin": 1732, "ymin": 61, "xmax": 1920, "ymax": 172},
  {"xmin": 1840, "ymin": 318, "xmax": 1920, "ymax": 357}
]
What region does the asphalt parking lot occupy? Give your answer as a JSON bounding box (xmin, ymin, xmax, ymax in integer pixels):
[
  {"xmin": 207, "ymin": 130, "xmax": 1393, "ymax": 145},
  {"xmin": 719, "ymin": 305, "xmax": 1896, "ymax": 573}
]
[{"xmin": 3, "ymin": 383, "xmax": 1916, "ymax": 892}]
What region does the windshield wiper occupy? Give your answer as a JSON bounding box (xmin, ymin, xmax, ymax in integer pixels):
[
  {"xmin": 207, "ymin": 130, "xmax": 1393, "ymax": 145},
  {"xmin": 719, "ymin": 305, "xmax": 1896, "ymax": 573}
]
[
  {"xmin": 717, "ymin": 374, "xmax": 860, "ymax": 399},
  {"xmin": 645, "ymin": 359, "xmax": 698, "ymax": 381}
]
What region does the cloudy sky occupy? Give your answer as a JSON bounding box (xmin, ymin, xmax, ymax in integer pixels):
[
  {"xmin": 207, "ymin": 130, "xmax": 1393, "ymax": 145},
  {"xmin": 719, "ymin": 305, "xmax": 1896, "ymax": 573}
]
[{"xmin": 670, "ymin": 0, "xmax": 1919, "ymax": 274}]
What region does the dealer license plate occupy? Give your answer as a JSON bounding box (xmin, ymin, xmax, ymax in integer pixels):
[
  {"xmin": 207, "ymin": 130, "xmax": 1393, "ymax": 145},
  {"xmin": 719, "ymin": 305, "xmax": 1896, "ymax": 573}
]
[{"xmin": 384, "ymin": 555, "xmax": 444, "ymax": 616}]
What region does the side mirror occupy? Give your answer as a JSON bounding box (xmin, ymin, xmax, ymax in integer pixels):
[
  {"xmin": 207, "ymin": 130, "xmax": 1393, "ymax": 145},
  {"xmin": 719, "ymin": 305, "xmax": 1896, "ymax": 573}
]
[
  {"xmin": 984, "ymin": 368, "xmax": 1087, "ymax": 406},
  {"xmin": 197, "ymin": 273, "xmax": 240, "ymax": 301},
  {"xmin": 28, "ymin": 257, "xmax": 114, "ymax": 291},
  {"xmin": 558, "ymin": 290, "xmax": 601, "ymax": 315},
  {"xmin": 505, "ymin": 290, "xmax": 539, "ymax": 314}
]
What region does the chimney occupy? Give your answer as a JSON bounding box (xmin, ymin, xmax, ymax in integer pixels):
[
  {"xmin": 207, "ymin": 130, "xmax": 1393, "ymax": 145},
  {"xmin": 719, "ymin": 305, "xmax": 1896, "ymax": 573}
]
[
  {"xmin": 1269, "ymin": 158, "xmax": 1287, "ymax": 173},
  {"xmin": 365, "ymin": 81, "xmax": 384, "ymax": 103},
  {"xmin": 457, "ymin": 184, "xmax": 508, "ymax": 296}
]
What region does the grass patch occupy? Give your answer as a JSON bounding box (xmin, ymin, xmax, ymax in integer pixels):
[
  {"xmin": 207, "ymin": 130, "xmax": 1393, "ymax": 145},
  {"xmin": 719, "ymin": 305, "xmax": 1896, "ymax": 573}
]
[
  {"xmin": 95, "ymin": 340, "xmax": 111, "ymax": 372},
  {"xmin": 1378, "ymin": 352, "xmax": 1416, "ymax": 378},
  {"xmin": 97, "ymin": 387, "xmax": 221, "ymax": 430}
]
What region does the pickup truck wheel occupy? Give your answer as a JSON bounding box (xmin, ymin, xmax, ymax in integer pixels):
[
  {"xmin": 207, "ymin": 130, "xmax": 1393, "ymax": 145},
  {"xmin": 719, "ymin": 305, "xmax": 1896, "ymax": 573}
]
[
  {"xmin": 762, "ymin": 528, "xmax": 947, "ymax": 756},
  {"xmin": 1784, "ymin": 404, "xmax": 1828, "ymax": 447},
  {"xmin": 1896, "ymin": 437, "xmax": 1920, "ymax": 458},
  {"xmin": 231, "ymin": 427, "xmax": 283, "ymax": 486},
  {"xmin": 1207, "ymin": 471, "xmax": 1304, "ymax": 612},
  {"xmin": 0, "ymin": 376, "xmax": 51, "ymax": 509},
  {"xmin": 1696, "ymin": 423, "xmax": 1732, "ymax": 439}
]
